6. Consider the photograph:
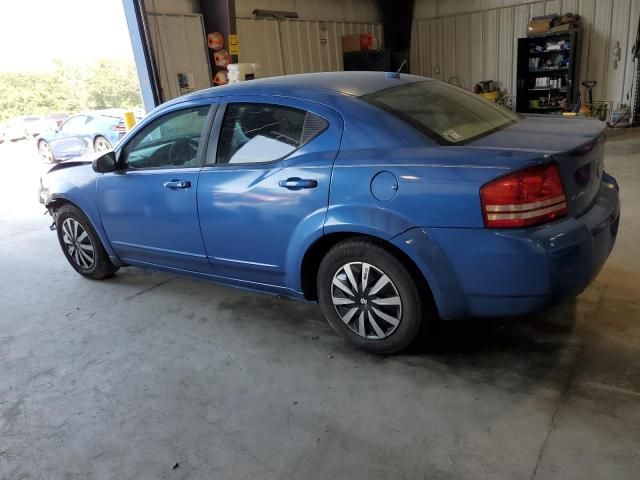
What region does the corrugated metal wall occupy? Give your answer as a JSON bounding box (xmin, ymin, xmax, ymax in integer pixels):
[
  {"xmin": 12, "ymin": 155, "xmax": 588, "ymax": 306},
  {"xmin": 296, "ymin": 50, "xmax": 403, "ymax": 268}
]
[
  {"xmin": 237, "ymin": 18, "xmax": 384, "ymax": 77},
  {"xmin": 143, "ymin": 0, "xmax": 199, "ymax": 14},
  {"xmin": 234, "ymin": 0, "xmax": 382, "ymax": 23},
  {"xmin": 411, "ymin": 0, "xmax": 640, "ymax": 108},
  {"xmin": 147, "ymin": 13, "xmax": 212, "ymax": 100}
]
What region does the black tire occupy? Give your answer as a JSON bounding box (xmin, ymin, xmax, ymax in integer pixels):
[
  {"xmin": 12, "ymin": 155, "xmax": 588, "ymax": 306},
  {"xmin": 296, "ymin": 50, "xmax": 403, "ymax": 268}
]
[
  {"xmin": 55, "ymin": 204, "xmax": 119, "ymax": 280},
  {"xmin": 317, "ymin": 238, "xmax": 428, "ymax": 354}
]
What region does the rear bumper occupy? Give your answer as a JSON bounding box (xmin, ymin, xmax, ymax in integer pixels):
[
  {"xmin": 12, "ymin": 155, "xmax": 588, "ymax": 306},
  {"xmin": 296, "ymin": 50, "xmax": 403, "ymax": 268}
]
[{"xmin": 391, "ymin": 176, "xmax": 620, "ymax": 320}]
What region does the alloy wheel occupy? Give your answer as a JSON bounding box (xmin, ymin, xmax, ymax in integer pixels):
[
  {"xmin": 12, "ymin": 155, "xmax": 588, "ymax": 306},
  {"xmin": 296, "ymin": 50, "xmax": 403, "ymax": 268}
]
[
  {"xmin": 94, "ymin": 137, "xmax": 111, "ymax": 152},
  {"xmin": 61, "ymin": 218, "xmax": 95, "ymax": 269},
  {"xmin": 39, "ymin": 142, "xmax": 53, "ymax": 163},
  {"xmin": 331, "ymin": 262, "xmax": 402, "ymax": 339}
]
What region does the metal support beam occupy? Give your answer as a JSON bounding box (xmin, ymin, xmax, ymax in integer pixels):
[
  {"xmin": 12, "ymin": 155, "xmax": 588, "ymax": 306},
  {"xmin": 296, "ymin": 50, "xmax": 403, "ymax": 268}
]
[
  {"xmin": 199, "ymin": 0, "xmax": 237, "ymax": 82},
  {"xmin": 122, "ymin": 0, "xmax": 162, "ymax": 112},
  {"xmin": 377, "ymin": 0, "xmax": 414, "ymax": 72}
]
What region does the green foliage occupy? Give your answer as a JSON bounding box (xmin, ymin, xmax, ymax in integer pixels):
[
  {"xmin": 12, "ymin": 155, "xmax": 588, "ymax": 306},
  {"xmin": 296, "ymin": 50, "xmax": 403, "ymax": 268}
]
[
  {"xmin": 85, "ymin": 59, "xmax": 143, "ymax": 110},
  {"xmin": 0, "ymin": 59, "xmax": 142, "ymax": 122}
]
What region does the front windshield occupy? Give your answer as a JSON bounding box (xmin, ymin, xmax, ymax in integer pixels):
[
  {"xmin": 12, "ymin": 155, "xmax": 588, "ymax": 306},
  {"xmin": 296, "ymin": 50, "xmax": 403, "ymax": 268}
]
[{"xmin": 361, "ymin": 80, "xmax": 519, "ymax": 145}]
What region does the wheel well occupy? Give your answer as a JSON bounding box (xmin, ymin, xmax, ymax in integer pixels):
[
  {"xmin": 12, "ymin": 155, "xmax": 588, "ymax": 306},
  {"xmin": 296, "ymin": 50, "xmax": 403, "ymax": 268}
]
[
  {"xmin": 46, "ymin": 198, "xmax": 75, "ymax": 219},
  {"xmin": 300, "ymin": 233, "xmax": 434, "ymax": 304}
]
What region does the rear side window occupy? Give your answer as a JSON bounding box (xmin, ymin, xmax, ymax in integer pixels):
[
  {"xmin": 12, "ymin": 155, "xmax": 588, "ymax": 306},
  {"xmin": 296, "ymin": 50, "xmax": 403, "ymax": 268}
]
[
  {"xmin": 216, "ymin": 103, "xmax": 327, "ymax": 165},
  {"xmin": 362, "ymin": 80, "xmax": 519, "ymax": 145}
]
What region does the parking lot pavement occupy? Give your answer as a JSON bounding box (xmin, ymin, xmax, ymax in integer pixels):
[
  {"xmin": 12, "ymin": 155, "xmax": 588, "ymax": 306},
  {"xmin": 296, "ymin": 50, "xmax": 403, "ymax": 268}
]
[
  {"xmin": 1, "ymin": 135, "xmax": 639, "ymax": 479},
  {"xmin": 0, "ymin": 139, "xmax": 51, "ymax": 223}
]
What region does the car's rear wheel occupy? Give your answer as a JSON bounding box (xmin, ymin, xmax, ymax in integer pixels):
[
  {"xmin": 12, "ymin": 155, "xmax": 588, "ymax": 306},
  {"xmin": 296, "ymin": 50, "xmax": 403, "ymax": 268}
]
[
  {"xmin": 317, "ymin": 238, "xmax": 427, "ymax": 354},
  {"xmin": 55, "ymin": 205, "xmax": 119, "ymax": 280},
  {"xmin": 38, "ymin": 140, "xmax": 55, "ymax": 163},
  {"xmin": 94, "ymin": 135, "xmax": 112, "ymax": 152}
]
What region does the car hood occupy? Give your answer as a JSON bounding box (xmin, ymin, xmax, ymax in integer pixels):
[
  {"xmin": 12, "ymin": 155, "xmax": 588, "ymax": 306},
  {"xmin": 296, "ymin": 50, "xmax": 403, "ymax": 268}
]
[
  {"xmin": 468, "ymin": 115, "xmax": 606, "ymax": 154},
  {"xmin": 47, "ymin": 151, "xmax": 102, "ymax": 174}
]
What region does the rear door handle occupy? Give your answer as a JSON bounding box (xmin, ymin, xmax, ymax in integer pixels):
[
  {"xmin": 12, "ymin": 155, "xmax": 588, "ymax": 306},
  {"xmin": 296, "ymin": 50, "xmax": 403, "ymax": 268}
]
[
  {"xmin": 163, "ymin": 180, "xmax": 191, "ymax": 189},
  {"xmin": 278, "ymin": 177, "xmax": 318, "ymax": 190}
]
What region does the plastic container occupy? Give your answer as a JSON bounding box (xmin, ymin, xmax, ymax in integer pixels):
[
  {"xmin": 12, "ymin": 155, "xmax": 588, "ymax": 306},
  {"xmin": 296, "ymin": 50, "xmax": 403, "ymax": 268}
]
[
  {"xmin": 611, "ymin": 107, "xmax": 630, "ymax": 127},
  {"xmin": 227, "ymin": 63, "xmax": 261, "ymax": 83},
  {"xmin": 481, "ymin": 91, "xmax": 499, "ymax": 102}
]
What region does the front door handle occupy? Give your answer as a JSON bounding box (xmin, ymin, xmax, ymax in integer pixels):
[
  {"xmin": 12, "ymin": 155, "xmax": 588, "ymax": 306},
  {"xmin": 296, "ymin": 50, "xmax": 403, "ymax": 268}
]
[
  {"xmin": 163, "ymin": 180, "xmax": 191, "ymax": 189},
  {"xmin": 278, "ymin": 177, "xmax": 318, "ymax": 190}
]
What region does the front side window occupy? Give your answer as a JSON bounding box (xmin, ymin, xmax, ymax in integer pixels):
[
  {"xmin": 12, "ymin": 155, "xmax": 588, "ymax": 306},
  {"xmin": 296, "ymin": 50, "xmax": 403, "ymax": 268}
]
[
  {"xmin": 123, "ymin": 106, "xmax": 210, "ymax": 169},
  {"xmin": 216, "ymin": 103, "xmax": 327, "ymax": 165},
  {"xmin": 362, "ymin": 80, "xmax": 519, "ymax": 145}
]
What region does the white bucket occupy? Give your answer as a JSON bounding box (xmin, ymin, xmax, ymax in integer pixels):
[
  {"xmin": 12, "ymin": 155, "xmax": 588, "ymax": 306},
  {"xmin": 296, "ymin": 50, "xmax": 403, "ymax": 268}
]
[{"xmin": 228, "ymin": 63, "xmax": 261, "ymax": 83}]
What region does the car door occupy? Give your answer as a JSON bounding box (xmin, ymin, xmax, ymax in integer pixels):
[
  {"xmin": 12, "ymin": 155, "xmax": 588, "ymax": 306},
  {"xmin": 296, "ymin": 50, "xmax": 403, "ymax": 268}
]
[
  {"xmin": 197, "ymin": 96, "xmax": 343, "ymax": 288},
  {"xmin": 49, "ymin": 115, "xmax": 90, "ymax": 159},
  {"xmin": 96, "ymin": 102, "xmax": 216, "ymax": 273}
]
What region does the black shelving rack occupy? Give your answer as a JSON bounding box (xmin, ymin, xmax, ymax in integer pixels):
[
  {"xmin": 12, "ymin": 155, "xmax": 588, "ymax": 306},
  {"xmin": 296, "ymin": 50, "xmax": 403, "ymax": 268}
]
[{"xmin": 515, "ymin": 29, "xmax": 582, "ymax": 114}]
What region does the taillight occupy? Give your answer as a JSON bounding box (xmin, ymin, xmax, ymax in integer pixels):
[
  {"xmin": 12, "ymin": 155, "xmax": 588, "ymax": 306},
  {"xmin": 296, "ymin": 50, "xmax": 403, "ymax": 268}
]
[
  {"xmin": 480, "ymin": 163, "xmax": 568, "ymax": 228},
  {"xmin": 111, "ymin": 123, "xmax": 126, "ymax": 132}
]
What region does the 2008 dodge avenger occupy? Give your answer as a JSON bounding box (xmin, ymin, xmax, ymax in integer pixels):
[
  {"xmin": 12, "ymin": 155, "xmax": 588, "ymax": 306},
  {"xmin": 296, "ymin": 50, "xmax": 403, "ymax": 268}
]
[{"xmin": 39, "ymin": 72, "xmax": 620, "ymax": 353}]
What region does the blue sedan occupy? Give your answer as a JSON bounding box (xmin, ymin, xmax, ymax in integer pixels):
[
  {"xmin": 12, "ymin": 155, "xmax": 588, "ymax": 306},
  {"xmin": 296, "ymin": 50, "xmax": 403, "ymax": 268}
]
[
  {"xmin": 36, "ymin": 110, "xmax": 131, "ymax": 163},
  {"xmin": 38, "ymin": 72, "xmax": 620, "ymax": 353}
]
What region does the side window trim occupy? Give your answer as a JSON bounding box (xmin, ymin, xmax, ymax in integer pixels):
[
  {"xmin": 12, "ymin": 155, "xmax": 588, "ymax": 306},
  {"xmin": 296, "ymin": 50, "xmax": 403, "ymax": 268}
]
[
  {"xmin": 204, "ymin": 103, "xmax": 226, "ymax": 166},
  {"xmin": 203, "ymin": 100, "xmax": 329, "ymax": 168},
  {"xmin": 119, "ymin": 103, "xmax": 217, "ymax": 171},
  {"xmin": 194, "ymin": 103, "xmax": 218, "ymax": 168}
]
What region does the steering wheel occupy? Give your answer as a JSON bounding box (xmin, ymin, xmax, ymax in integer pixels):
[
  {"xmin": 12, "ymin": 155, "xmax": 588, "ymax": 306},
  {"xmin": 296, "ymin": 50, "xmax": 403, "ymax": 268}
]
[{"xmin": 168, "ymin": 138, "xmax": 199, "ymax": 166}]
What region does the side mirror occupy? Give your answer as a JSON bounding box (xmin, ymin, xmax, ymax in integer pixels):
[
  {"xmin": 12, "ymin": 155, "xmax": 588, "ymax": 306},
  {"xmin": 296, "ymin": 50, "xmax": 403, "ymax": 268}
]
[{"xmin": 92, "ymin": 151, "xmax": 117, "ymax": 173}]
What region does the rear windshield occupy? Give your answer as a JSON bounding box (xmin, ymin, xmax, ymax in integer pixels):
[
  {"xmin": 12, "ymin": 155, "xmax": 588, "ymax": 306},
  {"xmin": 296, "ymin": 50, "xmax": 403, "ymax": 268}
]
[{"xmin": 361, "ymin": 80, "xmax": 519, "ymax": 145}]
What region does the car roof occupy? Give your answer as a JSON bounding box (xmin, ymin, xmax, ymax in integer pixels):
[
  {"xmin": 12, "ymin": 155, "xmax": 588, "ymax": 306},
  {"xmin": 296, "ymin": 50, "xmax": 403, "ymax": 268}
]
[
  {"xmin": 233, "ymin": 71, "xmax": 428, "ymax": 96},
  {"xmin": 75, "ymin": 109, "xmax": 125, "ymax": 118},
  {"xmin": 66, "ymin": 110, "xmax": 141, "ymax": 122},
  {"xmin": 175, "ymin": 71, "xmax": 429, "ymax": 105},
  {"xmin": 10, "ymin": 115, "xmax": 39, "ymax": 122}
]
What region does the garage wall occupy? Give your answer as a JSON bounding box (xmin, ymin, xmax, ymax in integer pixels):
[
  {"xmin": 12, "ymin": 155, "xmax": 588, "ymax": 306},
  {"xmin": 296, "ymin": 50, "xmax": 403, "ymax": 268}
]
[
  {"xmin": 143, "ymin": 0, "xmax": 199, "ymax": 14},
  {"xmin": 147, "ymin": 13, "xmax": 212, "ymax": 99},
  {"xmin": 411, "ymin": 0, "xmax": 640, "ymax": 109},
  {"xmin": 236, "ymin": 0, "xmax": 383, "ymax": 77},
  {"xmin": 235, "ymin": 0, "xmax": 381, "ymax": 22},
  {"xmin": 237, "ymin": 19, "xmax": 384, "ymax": 77}
]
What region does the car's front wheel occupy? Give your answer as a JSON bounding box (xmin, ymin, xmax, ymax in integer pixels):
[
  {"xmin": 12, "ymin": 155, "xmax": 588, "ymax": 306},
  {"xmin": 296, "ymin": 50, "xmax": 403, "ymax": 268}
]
[
  {"xmin": 55, "ymin": 205, "xmax": 119, "ymax": 280},
  {"xmin": 317, "ymin": 238, "xmax": 427, "ymax": 354},
  {"xmin": 94, "ymin": 135, "xmax": 112, "ymax": 152},
  {"xmin": 38, "ymin": 140, "xmax": 55, "ymax": 163}
]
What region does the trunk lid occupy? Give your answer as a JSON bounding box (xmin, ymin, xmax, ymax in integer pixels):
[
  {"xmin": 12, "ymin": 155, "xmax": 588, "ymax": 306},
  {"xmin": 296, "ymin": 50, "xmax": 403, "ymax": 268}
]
[{"xmin": 469, "ymin": 115, "xmax": 606, "ymax": 217}]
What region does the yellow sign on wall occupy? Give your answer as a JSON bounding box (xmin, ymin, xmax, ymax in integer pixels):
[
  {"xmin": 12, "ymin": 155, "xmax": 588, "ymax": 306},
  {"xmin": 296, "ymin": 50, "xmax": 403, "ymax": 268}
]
[{"xmin": 228, "ymin": 34, "xmax": 239, "ymax": 55}]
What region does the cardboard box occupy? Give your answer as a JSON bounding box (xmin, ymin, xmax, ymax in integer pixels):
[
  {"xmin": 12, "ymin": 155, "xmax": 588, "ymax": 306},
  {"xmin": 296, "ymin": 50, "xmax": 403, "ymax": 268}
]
[
  {"xmin": 549, "ymin": 23, "xmax": 572, "ymax": 33},
  {"xmin": 342, "ymin": 34, "xmax": 361, "ymax": 53},
  {"xmin": 528, "ymin": 19, "xmax": 551, "ymax": 33},
  {"xmin": 342, "ymin": 33, "xmax": 374, "ymax": 53}
]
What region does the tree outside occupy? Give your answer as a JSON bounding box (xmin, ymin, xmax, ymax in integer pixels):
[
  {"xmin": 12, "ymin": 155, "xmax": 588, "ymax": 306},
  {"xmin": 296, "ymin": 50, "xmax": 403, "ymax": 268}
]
[
  {"xmin": 0, "ymin": 58, "xmax": 142, "ymax": 123},
  {"xmin": 1, "ymin": 0, "xmax": 141, "ymax": 124}
]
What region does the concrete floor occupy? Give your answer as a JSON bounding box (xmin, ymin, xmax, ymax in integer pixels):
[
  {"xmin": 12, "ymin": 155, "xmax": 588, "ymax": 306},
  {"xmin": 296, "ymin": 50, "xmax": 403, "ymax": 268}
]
[{"xmin": 0, "ymin": 131, "xmax": 639, "ymax": 480}]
